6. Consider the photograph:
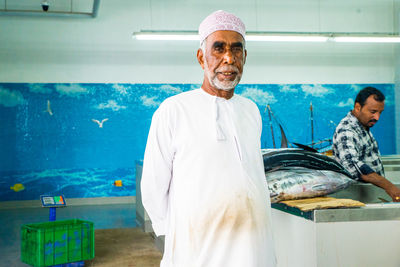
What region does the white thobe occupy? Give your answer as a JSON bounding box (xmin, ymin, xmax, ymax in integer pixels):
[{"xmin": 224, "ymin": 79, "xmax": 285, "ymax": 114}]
[{"xmin": 141, "ymin": 88, "xmax": 276, "ymax": 267}]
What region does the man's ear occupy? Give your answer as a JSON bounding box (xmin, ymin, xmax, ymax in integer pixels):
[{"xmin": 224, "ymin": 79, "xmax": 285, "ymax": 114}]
[
  {"xmin": 354, "ymin": 102, "xmax": 361, "ymax": 113},
  {"xmin": 197, "ymin": 48, "xmax": 205, "ymax": 70},
  {"xmin": 243, "ymin": 49, "xmax": 247, "ymax": 65}
]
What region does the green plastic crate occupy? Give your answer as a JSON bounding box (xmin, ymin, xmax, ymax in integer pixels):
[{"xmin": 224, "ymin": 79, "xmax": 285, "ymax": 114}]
[{"xmin": 21, "ymin": 219, "xmax": 95, "ymax": 267}]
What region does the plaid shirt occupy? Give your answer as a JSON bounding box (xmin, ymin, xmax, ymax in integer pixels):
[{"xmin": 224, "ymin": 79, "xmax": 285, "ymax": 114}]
[{"xmin": 333, "ymin": 111, "xmax": 384, "ymax": 181}]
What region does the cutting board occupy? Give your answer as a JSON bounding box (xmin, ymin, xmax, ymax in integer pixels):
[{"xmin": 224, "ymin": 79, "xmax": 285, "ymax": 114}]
[{"xmin": 281, "ymin": 197, "xmax": 365, "ymax": 212}]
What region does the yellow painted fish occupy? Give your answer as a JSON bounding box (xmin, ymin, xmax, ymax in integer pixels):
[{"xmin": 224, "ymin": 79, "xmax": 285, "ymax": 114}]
[
  {"xmin": 10, "ymin": 183, "xmax": 25, "ymax": 192},
  {"xmin": 113, "ymin": 180, "xmax": 123, "ymax": 187}
]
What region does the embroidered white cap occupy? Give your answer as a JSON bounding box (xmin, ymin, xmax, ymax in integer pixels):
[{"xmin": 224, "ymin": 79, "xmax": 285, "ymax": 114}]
[{"xmin": 198, "ymin": 10, "xmax": 246, "ymax": 44}]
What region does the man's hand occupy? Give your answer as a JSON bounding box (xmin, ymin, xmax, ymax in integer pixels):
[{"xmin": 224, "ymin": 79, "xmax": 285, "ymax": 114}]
[
  {"xmin": 361, "ymin": 172, "xmax": 400, "ymax": 202},
  {"xmin": 385, "ymin": 185, "xmax": 400, "ymax": 202}
]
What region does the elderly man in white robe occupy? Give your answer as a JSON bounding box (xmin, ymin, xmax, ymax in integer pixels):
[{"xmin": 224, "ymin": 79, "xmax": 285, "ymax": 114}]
[{"xmin": 141, "ymin": 10, "xmax": 277, "ymax": 267}]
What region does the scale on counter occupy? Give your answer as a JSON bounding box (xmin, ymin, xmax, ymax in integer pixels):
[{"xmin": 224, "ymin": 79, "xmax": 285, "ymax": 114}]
[
  {"xmin": 40, "ymin": 195, "xmax": 67, "ymax": 221},
  {"xmin": 41, "ymin": 195, "xmax": 67, "ymax": 207}
]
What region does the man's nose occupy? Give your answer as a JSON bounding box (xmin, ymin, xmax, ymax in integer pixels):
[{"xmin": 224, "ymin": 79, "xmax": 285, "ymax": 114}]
[
  {"xmin": 223, "ymin": 50, "xmax": 235, "ymax": 64},
  {"xmin": 374, "ymin": 113, "xmax": 381, "ymax": 121}
]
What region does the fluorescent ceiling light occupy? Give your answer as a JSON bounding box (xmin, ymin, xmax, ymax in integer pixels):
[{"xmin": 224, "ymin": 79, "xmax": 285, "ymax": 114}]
[
  {"xmin": 333, "ymin": 36, "xmax": 400, "ymax": 43},
  {"xmin": 246, "ymin": 35, "xmax": 328, "ymax": 42},
  {"xmin": 134, "ymin": 33, "xmax": 199, "ymax": 41},
  {"xmin": 132, "ymin": 31, "xmax": 400, "ymax": 43}
]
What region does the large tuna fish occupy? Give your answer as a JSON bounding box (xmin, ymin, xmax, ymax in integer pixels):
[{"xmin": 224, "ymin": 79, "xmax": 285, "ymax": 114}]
[
  {"xmin": 263, "ymin": 148, "xmax": 352, "ymax": 178},
  {"xmin": 263, "ymin": 149, "xmax": 355, "ymax": 203},
  {"xmin": 266, "ymin": 167, "xmax": 355, "ymax": 203}
]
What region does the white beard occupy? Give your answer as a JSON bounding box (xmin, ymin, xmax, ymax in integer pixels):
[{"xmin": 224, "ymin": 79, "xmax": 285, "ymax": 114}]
[{"xmin": 204, "ymin": 58, "xmax": 242, "ymax": 91}]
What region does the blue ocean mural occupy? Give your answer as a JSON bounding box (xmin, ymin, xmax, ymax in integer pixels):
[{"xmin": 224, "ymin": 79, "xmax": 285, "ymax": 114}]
[{"xmin": 0, "ymin": 83, "xmax": 395, "ymax": 201}]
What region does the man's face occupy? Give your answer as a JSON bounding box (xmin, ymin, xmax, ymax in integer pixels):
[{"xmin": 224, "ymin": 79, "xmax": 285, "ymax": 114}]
[
  {"xmin": 353, "ymin": 95, "xmax": 385, "ymax": 129},
  {"xmin": 198, "ymin": 30, "xmax": 247, "ymax": 91}
]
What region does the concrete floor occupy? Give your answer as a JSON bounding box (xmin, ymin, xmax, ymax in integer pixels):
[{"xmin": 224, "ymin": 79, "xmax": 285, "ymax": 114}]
[
  {"xmin": 86, "ymin": 228, "xmax": 162, "ymax": 267},
  {"xmin": 0, "ymin": 204, "xmax": 162, "ymax": 267}
]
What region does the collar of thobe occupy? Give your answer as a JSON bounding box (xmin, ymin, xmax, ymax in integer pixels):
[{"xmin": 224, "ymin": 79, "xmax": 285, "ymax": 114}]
[{"xmin": 200, "ymin": 88, "xmax": 236, "ymax": 141}]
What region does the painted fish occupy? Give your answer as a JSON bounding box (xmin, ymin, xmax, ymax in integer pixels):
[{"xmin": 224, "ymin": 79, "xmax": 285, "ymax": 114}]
[
  {"xmin": 266, "ymin": 167, "xmax": 355, "ymax": 203},
  {"xmin": 114, "ymin": 180, "xmax": 123, "ymax": 187},
  {"xmin": 262, "ymin": 148, "xmax": 352, "ymax": 178},
  {"xmin": 10, "ymin": 183, "xmax": 25, "ymax": 192}
]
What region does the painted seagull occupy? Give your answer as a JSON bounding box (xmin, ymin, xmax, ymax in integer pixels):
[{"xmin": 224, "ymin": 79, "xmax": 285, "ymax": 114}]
[
  {"xmin": 45, "ymin": 100, "xmax": 53, "ymax": 116},
  {"xmin": 92, "ymin": 118, "xmax": 109, "ymax": 128}
]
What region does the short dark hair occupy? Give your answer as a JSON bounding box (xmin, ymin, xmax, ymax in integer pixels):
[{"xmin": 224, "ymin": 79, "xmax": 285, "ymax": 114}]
[{"xmin": 354, "ymin": 86, "xmax": 385, "ymax": 107}]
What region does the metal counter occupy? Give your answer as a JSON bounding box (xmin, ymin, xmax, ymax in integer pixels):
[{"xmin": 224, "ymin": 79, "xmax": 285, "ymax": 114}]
[
  {"xmin": 272, "ymin": 201, "xmax": 400, "ymax": 222},
  {"xmin": 272, "ymin": 180, "xmax": 400, "ymax": 267},
  {"xmin": 272, "ymin": 180, "xmax": 400, "ymax": 223},
  {"xmin": 135, "ymin": 161, "xmax": 153, "ymax": 233},
  {"xmin": 381, "ymin": 155, "xmax": 400, "ymax": 183}
]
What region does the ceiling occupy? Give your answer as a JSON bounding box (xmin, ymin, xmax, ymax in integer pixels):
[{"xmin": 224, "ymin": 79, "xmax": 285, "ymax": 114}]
[{"xmin": 0, "ymin": 0, "xmax": 100, "ymax": 18}]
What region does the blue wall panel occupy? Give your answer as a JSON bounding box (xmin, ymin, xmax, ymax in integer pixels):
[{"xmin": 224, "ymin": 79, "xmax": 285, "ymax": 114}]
[{"xmin": 0, "ymin": 83, "xmax": 395, "ymax": 201}]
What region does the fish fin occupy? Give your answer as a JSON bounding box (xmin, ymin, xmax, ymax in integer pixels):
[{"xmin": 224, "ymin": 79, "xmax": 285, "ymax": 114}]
[
  {"xmin": 266, "ymin": 165, "xmax": 284, "ymax": 173},
  {"xmin": 293, "ymin": 143, "xmax": 319, "ymax": 153},
  {"xmin": 311, "ymin": 184, "xmax": 328, "ymax": 191},
  {"xmin": 279, "ymin": 124, "xmax": 289, "ymax": 148}
]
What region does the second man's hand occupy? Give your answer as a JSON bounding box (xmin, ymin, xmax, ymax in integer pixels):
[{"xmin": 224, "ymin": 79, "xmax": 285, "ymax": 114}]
[
  {"xmin": 361, "ymin": 172, "xmax": 400, "ymax": 202},
  {"xmin": 385, "ymin": 185, "xmax": 400, "ymax": 202}
]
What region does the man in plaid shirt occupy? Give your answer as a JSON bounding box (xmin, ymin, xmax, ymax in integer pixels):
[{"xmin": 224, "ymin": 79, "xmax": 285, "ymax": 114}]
[{"xmin": 333, "ymin": 86, "xmax": 400, "ymax": 202}]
